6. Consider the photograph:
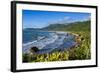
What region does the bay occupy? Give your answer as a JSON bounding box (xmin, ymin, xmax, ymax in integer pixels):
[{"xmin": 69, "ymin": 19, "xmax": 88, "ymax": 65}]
[{"xmin": 22, "ymin": 29, "xmax": 77, "ymax": 54}]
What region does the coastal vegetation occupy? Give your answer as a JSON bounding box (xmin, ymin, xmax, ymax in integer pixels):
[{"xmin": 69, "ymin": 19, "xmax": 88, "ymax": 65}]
[{"xmin": 22, "ymin": 20, "xmax": 91, "ymax": 63}]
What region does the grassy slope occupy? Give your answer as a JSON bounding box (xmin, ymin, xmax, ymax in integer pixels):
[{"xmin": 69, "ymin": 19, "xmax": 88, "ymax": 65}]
[
  {"xmin": 23, "ymin": 21, "xmax": 91, "ymax": 62},
  {"xmin": 42, "ymin": 21, "xmax": 90, "ymax": 31},
  {"xmin": 64, "ymin": 21, "xmax": 91, "ymax": 60}
]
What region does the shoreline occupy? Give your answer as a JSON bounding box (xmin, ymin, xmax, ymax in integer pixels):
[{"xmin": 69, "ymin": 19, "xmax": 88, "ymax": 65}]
[{"xmin": 22, "ymin": 30, "xmax": 78, "ymax": 54}]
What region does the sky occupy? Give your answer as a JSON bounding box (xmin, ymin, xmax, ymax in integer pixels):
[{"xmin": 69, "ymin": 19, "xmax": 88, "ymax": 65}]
[{"xmin": 22, "ymin": 10, "xmax": 91, "ymax": 29}]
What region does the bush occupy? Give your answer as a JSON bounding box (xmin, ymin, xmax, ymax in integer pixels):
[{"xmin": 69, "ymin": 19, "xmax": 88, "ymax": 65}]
[
  {"xmin": 22, "ymin": 53, "xmax": 36, "ymax": 63},
  {"xmin": 22, "ymin": 31, "xmax": 91, "ymax": 62}
]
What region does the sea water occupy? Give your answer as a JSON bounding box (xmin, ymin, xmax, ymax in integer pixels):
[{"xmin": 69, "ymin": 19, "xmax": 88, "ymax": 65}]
[{"xmin": 23, "ymin": 29, "xmax": 77, "ymax": 54}]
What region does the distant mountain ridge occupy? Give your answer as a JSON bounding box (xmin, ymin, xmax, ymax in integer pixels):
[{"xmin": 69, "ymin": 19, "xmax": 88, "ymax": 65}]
[
  {"xmin": 41, "ymin": 20, "xmax": 90, "ymax": 31},
  {"xmin": 24, "ymin": 20, "xmax": 90, "ymax": 32}
]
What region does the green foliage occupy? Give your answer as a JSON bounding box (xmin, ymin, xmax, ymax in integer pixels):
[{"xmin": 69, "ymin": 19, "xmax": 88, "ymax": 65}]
[
  {"xmin": 22, "ymin": 53, "xmax": 37, "ymax": 62},
  {"xmin": 68, "ymin": 31, "xmax": 91, "ymax": 60},
  {"xmin": 42, "ymin": 21, "xmax": 90, "ymax": 32},
  {"xmin": 23, "ymin": 51, "xmax": 69, "ymax": 62},
  {"xmin": 22, "ymin": 20, "xmax": 91, "ymax": 62}
]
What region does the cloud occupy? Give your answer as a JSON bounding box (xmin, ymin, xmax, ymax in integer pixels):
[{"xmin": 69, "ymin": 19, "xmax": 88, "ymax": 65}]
[
  {"xmin": 80, "ymin": 15, "xmax": 91, "ymax": 22},
  {"xmin": 57, "ymin": 16, "xmax": 70, "ymax": 24},
  {"xmin": 47, "ymin": 16, "xmax": 71, "ymax": 25}
]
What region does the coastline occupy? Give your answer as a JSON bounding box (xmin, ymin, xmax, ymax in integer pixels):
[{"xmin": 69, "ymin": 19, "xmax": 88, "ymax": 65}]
[{"xmin": 22, "ymin": 30, "xmax": 78, "ymax": 54}]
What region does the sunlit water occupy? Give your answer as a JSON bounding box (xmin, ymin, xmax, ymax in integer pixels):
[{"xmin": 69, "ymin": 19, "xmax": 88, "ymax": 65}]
[{"xmin": 23, "ymin": 29, "xmax": 77, "ymax": 54}]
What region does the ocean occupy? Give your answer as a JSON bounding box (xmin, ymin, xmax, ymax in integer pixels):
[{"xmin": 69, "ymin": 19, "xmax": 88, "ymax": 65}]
[
  {"xmin": 23, "ymin": 29, "xmax": 53, "ymax": 44},
  {"xmin": 22, "ymin": 29, "xmax": 77, "ymax": 54}
]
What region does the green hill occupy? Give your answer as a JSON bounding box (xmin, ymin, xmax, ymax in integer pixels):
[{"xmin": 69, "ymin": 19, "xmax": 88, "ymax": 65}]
[{"xmin": 42, "ymin": 21, "xmax": 90, "ymax": 31}]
